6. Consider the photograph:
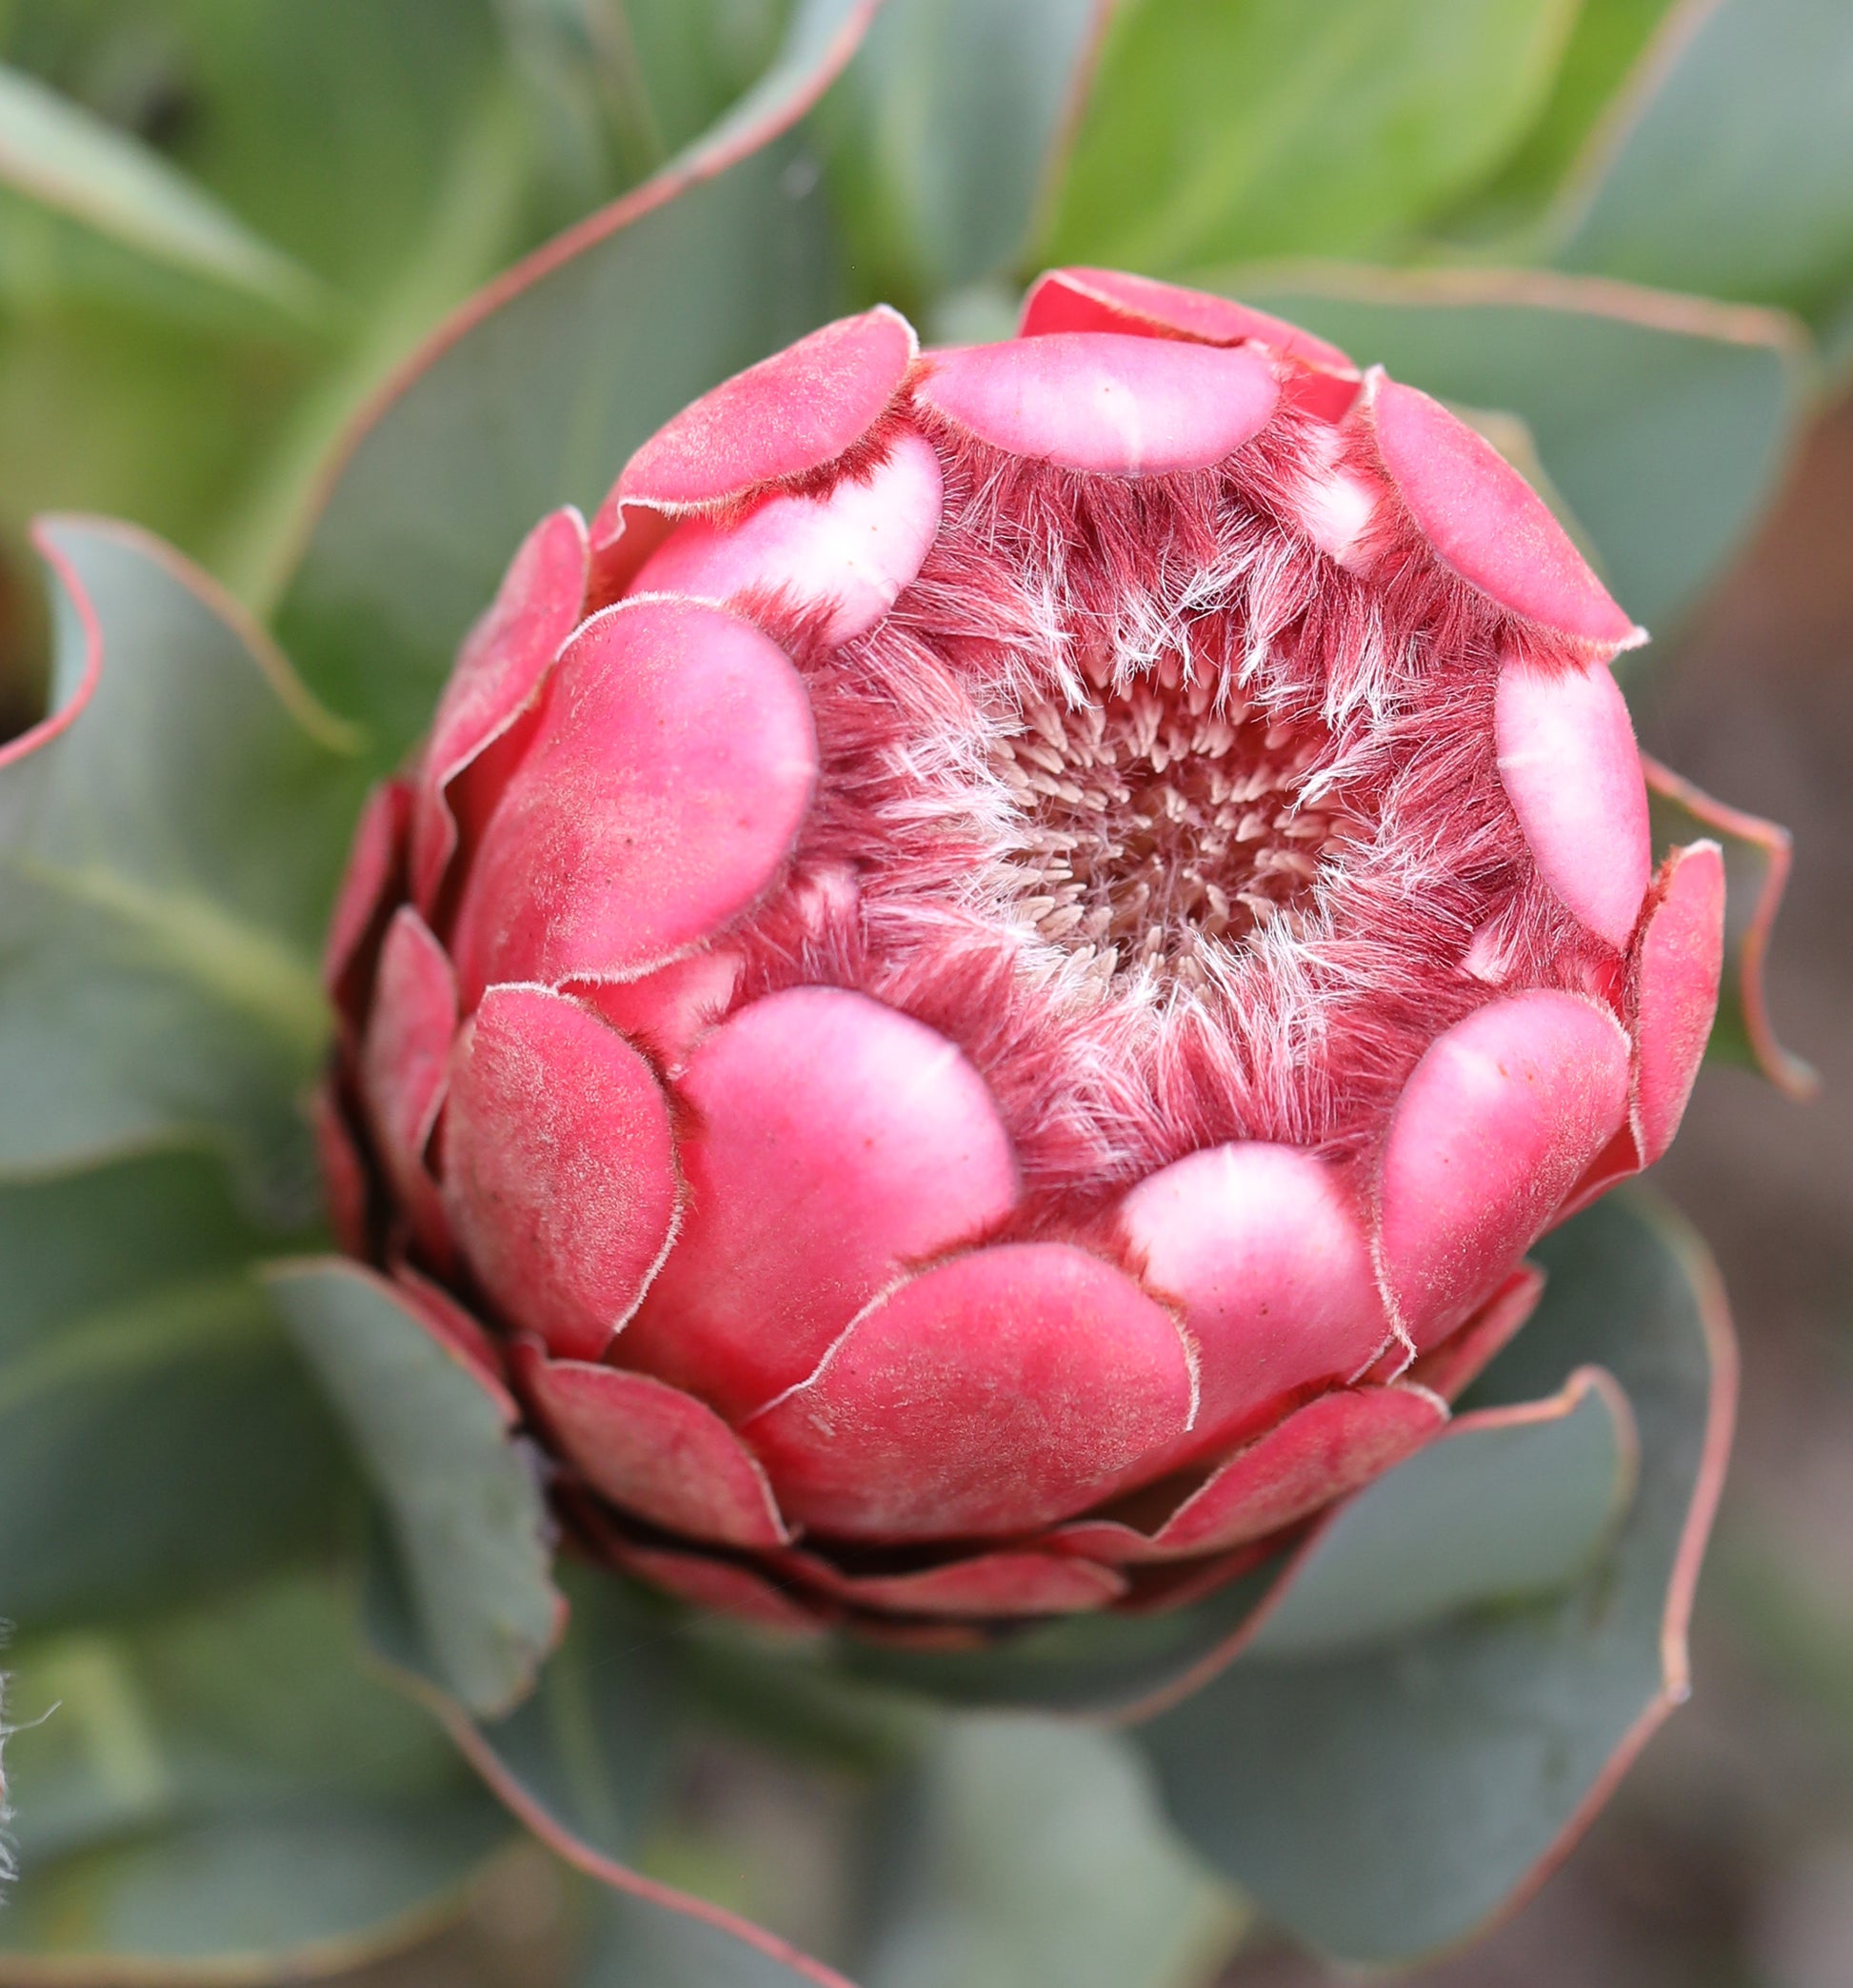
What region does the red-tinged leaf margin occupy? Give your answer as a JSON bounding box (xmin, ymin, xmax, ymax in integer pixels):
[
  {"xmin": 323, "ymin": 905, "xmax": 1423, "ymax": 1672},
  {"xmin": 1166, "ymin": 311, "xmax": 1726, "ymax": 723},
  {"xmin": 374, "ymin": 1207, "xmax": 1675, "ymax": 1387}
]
[
  {"xmin": 266, "ymin": 1258, "xmax": 568, "ymax": 1720},
  {"xmin": 1396, "ymin": 1203, "xmax": 1738, "ymax": 1963},
  {"xmin": 13, "ymin": 514, "xmax": 360, "ymax": 772},
  {"xmin": 1208, "ymin": 253, "xmax": 1811, "ymax": 355},
  {"xmin": 1106, "ymin": 1364, "xmax": 1644, "ymax": 1726},
  {"xmin": 382, "ymin": 1668, "xmax": 861, "ymax": 1988},
  {"xmin": 1641, "ymin": 751, "xmax": 1816, "ymax": 1098},
  {"xmin": 266, "ymin": 0, "xmax": 884, "ymax": 607},
  {"xmin": 1134, "ymin": 1195, "xmax": 1740, "ymax": 1966}
]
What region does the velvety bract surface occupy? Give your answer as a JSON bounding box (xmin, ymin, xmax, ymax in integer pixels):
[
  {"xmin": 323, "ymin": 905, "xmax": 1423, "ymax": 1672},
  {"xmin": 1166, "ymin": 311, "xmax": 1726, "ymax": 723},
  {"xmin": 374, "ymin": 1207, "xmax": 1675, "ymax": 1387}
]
[{"xmin": 320, "ymin": 275, "xmax": 1725, "ymax": 1633}]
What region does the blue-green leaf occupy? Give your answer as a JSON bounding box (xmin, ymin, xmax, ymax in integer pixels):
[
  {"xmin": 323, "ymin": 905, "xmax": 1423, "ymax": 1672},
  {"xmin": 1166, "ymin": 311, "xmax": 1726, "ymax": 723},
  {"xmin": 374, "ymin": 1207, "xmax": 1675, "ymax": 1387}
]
[
  {"xmin": 1135, "ymin": 1192, "xmax": 1734, "ymax": 1964},
  {"xmin": 1552, "ymin": 0, "xmax": 1853, "ymax": 323},
  {"xmin": 0, "ymin": 61, "xmax": 322, "ymax": 319},
  {"xmin": 267, "ymin": 1258, "xmax": 565, "ymax": 1719},
  {"xmin": 1245, "ymin": 1368, "xmax": 1635, "ymax": 1660},
  {"xmin": 859, "ymin": 1718, "xmax": 1241, "ymax": 1988},
  {"xmin": 0, "ymin": 1572, "xmax": 514, "ymax": 1975},
  {"xmin": 1, "ymin": 517, "xmax": 363, "ymax": 1217},
  {"xmin": 1045, "ymin": 0, "xmax": 1579, "ymax": 271},
  {"xmin": 814, "ymin": 0, "xmax": 1104, "ymax": 310},
  {"xmin": 0, "ymin": 1150, "xmax": 348, "ymax": 1633}
]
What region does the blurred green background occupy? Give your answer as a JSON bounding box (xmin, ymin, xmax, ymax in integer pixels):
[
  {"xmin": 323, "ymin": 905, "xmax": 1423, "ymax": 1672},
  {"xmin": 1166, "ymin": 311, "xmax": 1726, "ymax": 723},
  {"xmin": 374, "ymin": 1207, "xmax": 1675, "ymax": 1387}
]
[{"xmin": 2, "ymin": 2, "xmax": 1850, "ymax": 1982}]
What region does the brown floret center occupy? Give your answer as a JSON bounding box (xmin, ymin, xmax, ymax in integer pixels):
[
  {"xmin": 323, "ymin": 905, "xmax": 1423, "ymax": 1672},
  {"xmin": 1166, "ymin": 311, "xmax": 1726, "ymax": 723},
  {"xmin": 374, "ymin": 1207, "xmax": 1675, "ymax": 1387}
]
[{"xmin": 993, "ymin": 648, "xmax": 1354, "ymax": 985}]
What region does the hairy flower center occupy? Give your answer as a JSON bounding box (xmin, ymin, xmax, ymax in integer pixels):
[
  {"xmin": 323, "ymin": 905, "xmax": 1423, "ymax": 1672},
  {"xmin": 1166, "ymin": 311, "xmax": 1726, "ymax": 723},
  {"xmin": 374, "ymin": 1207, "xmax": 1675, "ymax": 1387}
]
[{"xmin": 994, "ymin": 653, "xmax": 1353, "ymax": 985}]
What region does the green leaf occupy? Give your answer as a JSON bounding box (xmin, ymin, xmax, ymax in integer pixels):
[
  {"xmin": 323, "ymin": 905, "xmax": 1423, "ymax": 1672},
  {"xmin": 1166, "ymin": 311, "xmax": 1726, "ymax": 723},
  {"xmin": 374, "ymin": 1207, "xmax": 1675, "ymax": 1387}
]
[
  {"xmin": 1134, "ymin": 1191, "xmax": 1734, "ymax": 1964},
  {"xmin": 0, "ymin": 306, "xmax": 315, "ymax": 569},
  {"xmin": 0, "ymin": 1150, "xmax": 349, "ymax": 1633},
  {"xmin": 859, "ymin": 1718, "xmax": 1242, "ymax": 1988},
  {"xmin": 5, "ymin": 0, "xmax": 508, "ymax": 304},
  {"xmin": 1203, "ymin": 262, "xmax": 1810, "ymax": 634},
  {"xmin": 1443, "ymin": 0, "xmax": 1683, "ymax": 233},
  {"xmin": 1552, "ymin": 0, "xmax": 1853, "ymax": 323},
  {"xmin": 1045, "ymin": 0, "xmax": 1579, "ymax": 273},
  {"xmin": 497, "ymin": 0, "xmax": 795, "ymax": 209},
  {"xmin": 274, "ymin": 0, "xmax": 874, "ymax": 770},
  {"xmin": 368, "ymin": 1558, "xmax": 674, "ymax": 1866},
  {"xmin": 0, "ymin": 516, "xmax": 363, "ymax": 1217},
  {"xmin": 1245, "ymin": 1369, "xmax": 1636, "ymax": 1660},
  {"xmin": 0, "ymin": 1571, "xmax": 515, "ymax": 1976},
  {"xmin": 0, "ymin": 61, "xmax": 323, "ymax": 320},
  {"xmin": 574, "ymin": 1884, "xmax": 858, "ymax": 1988},
  {"xmin": 813, "ymin": 0, "xmax": 1103, "ymax": 312},
  {"xmin": 267, "ymin": 1258, "xmax": 565, "ymax": 1719},
  {"xmin": 370, "ymin": 1559, "xmax": 868, "ymax": 1988}
]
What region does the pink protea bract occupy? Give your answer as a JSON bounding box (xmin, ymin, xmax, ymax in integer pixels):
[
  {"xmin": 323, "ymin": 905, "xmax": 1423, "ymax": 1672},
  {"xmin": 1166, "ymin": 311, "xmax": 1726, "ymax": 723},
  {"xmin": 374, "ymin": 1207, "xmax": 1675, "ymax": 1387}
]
[{"xmin": 321, "ymin": 268, "xmax": 1725, "ymax": 1634}]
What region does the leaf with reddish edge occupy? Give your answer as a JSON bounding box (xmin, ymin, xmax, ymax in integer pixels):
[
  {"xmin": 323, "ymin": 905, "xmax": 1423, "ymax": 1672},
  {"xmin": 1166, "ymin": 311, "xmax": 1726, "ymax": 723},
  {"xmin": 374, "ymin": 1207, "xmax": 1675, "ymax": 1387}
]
[
  {"xmin": 367, "ymin": 1555, "xmax": 863, "ymax": 1988},
  {"xmin": 1131, "ymin": 1189, "xmax": 1735, "ymax": 1964},
  {"xmin": 1642, "ymin": 751, "xmax": 1816, "ymax": 1098},
  {"xmin": 266, "ymin": 1258, "xmax": 565, "ymax": 1719},
  {"xmin": 1240, "ymin": 1369, "xmax": 1637, "ymax": 1661},
  {"xmin": 273, "ymin": 0, "xmax": 882, "ymax": 769},
  {"xmin": 1548, "ymin": 0, "xmax": 1853, "ymax": 325},
  {"xmin": 2, "ymin": 517, "xmax": 366, "ymax": 1221}
]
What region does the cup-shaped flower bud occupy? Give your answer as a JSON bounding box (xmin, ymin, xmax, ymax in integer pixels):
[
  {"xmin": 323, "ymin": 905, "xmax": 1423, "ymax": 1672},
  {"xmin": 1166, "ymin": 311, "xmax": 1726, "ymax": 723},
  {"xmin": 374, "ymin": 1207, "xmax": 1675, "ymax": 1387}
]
[{"xmin": 322, "ymin": 276, "xmax": 1722, "ymax": 1634}]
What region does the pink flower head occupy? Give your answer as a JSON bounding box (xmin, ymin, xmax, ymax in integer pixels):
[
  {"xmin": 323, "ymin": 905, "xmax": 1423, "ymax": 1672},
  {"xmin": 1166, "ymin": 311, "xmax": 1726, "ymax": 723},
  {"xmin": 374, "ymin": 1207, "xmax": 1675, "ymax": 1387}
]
[{"xmin": 323, "ymin": 268, "xmax": 1724, "ymax": 1632}]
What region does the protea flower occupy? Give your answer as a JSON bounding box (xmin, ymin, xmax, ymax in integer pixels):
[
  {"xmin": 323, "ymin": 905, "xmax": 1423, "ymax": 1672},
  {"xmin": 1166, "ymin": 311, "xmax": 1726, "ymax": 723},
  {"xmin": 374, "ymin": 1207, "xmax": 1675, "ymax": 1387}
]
[{"xmin": 321, "ymin": 267, "xmax": 1725, "ymax": 1635}]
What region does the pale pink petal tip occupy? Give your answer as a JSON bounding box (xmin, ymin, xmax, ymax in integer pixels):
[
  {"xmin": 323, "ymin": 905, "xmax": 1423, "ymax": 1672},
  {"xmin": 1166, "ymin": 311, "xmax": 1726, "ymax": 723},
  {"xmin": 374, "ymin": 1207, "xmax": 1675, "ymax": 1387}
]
[
  {"xmin": 594, "ymin": 307, "xmax": 918, "ymax": 543},
  {"xmin": 1020, "ymin": 268, "xmax": 1355, "ymax": 376},
  {"xmin": 623, "ymin": 986, "xmax": 1020, "ymax": 1421},
  {"xmin": 514, "ymin": 1343, "xmax": 788, "ymax": 1550},
  {"xmin": 1378, "ymin": 990, "xmax": 1632, "ymax": 1345},
  {"xmin": 1633, "ymin": 841, "xmax": 1725, "ymax": 1165},
  {"xmin": 917, "ymin": 331, "xmax": 1280, "ymax": 476},
  {"xmin": 784, "ymin": 1547, "xmax": 1126, "ymax": 1619},
  {"xmin": 1117, "ymin": 1142, "xmax": 1386, "ymax": 1454},
  {"xmin": 744, "ymin": 1242, "xmax": 1195, "ymax": 1541},
  {"xmin": 628, "ymin": 428, "xmax": 943, "ymax": 645},
  {"xmin": 448, "ymin": 597, "xmax": 817, "ymax": 1000},
  {"xmin": 1496, "ymin": 649, "xmax": 1653, "ymax": 948},
  {"xmin": 410, "ymin": 507, "xmax": 588, "ymax": 911},
  {"xmin": 1152, "ymin": 1385, "xmax": 1447, "ymax": 1558},
  {"xmin": 443, "ymin": 985, "xmax": 678, "ymax": 1362},
  {"xmin": 1369, "ymin": 375, "xmax": 1642, "ymax": 649}
]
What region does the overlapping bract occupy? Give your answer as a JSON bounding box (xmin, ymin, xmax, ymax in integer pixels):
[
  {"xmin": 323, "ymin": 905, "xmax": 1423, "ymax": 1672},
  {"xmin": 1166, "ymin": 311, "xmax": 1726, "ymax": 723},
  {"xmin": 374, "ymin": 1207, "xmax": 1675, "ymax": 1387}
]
[{"xmin": 322, "ymin": 268, "xmax": 1725, "ymax": 1636}]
